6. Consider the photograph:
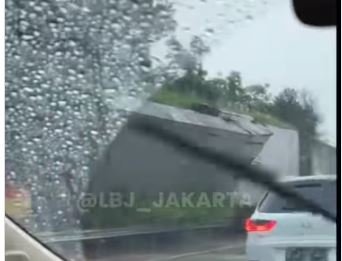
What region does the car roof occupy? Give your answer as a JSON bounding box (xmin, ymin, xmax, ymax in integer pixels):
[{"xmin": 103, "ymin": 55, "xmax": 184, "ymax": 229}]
[{"xmin": 279, "ymin": 174, "xmax": 336, "ymax": 183}]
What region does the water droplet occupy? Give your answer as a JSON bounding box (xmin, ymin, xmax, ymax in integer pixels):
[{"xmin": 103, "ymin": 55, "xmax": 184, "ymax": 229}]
[
  {"xmin": 205, "ymin": 28, "xmax": 215, "ymax": 34},
  {"xmin": 59, "ymin": 193, "xmax": 67, "ymax": 198},
  {"xmin": 58, "ymin": 101, "xmax": 67, "ymax": 107}
]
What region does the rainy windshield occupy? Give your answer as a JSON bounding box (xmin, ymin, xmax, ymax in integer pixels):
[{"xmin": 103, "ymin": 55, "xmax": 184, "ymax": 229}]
[{"xmin": 5, "ymin": 0, "xmax": 336, "ymax": 260}]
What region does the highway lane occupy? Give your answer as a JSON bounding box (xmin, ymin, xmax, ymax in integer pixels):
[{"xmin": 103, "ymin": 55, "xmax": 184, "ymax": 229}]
[{"xmin": 91, "ymin": 234, "xmax": 246, "ymax": 261}]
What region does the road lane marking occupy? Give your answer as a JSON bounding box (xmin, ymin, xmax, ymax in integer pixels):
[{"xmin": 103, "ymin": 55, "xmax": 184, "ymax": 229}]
[
  {"xmin": 149, "ymin": 243, "xmax": 245, "ymax": 261},
  {"xmin": 220, "ymin": 254, "xmax": 246, "ymax": 260},
  {"xmin": 136, "ymin": 208, "xmax": 152, "ymax": 213}
]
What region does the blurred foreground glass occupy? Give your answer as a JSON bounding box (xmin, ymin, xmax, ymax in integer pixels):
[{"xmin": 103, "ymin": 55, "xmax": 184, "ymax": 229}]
[{"xmin": 5, "ymin": 0, "xmax": 336, "ymax": 260}]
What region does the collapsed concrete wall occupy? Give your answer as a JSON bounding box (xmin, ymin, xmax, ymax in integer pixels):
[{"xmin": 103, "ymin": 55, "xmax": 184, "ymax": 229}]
[
  {"xmin": 254, "ymin": 126, "xmax": 300, "ymax": 177},
  {"xmin": 238, "ymin": 126, "xmax": 300, "ymax": 205},
  {"xmin": 311, "ymin": 140, "xmax": 336, "ymax": 175},
  {"xmin": 88, "ymin": 102, "xmax": 272, "ymax": 198}
]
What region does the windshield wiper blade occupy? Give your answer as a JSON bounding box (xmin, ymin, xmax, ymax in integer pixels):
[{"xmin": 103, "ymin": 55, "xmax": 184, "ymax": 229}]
[{"xmin": 131, "ymin": 119, "xmax": 336, "ymax": 223}]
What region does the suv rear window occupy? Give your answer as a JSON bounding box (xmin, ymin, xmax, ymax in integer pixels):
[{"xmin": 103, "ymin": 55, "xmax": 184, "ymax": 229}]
[{"xmin": 258, "ymin": 179, "xmax": 336, "ymax": 215}]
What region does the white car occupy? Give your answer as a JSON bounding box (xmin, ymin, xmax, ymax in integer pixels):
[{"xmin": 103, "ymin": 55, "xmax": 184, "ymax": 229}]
[{"xmin": 246, "ymin": 175, "xmax": 336, "ymax": 261}]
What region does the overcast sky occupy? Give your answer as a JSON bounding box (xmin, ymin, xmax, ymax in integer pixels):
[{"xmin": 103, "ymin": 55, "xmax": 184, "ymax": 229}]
[{"xmin": 167, "ymin": 0, "xmax": 336, "ymax": 145}]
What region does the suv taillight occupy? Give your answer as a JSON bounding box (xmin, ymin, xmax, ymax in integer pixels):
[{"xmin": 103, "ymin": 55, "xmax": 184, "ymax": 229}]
[{"xmin": 245, "ymin": 218, "xmax": 277, "ymax": 233}]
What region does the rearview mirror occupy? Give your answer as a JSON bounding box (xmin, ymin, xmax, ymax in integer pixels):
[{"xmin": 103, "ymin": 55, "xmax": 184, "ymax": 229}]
[{"xmin": 292, "ymin": 0, "xmax": 336, "ymax": 26}]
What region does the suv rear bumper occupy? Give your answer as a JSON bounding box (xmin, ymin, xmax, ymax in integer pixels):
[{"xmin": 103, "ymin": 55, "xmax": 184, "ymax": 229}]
[{"xmin": 246, "ymin": 235, "xmax": 336, "ymax": 261}]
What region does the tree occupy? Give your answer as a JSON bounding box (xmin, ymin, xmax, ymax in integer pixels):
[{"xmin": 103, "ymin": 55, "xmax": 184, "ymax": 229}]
[
  {"xmin": 271, "ymin": 88, "xmax": 320, "ymax": 175},
  {"xmin": 272, "ymin": 88, "xmax": 320, "ymax": 135},
  {"xmin": 225, "ymin": 71, "xmax": 245, "ymax": 102},
  {"xmin": 189, "ymin": 35, "xmax": 210, "ymax": 67},
  {"xmin": 5, "ymin": 0, "xmax": 176, "ymax": 233},
  {"xmin": 206, "ymin": 78, "xmax": 229, "ymax": 105},
  {"xmin": 165, "ymin": 35, "xmax": 210, "ymax": 75},
  {"xmin": 245, "ymin": 84, "xmax": 272, "ymax": 111},
  {"xmin": 300, "ymin": 90, "xmax": 321, "ymax": 134},
  {"xmin": 166, "ymin": 36, "xmax": 198, "ymax": 73},
  {"xmin": 163, "ymin": 35, "xmax": 219, "ymax": 102}
]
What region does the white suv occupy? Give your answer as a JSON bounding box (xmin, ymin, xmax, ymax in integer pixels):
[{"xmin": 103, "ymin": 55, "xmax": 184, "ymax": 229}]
[{"xmin": 246, "ymin": 175, "xmax": 336, "ymax": 261}]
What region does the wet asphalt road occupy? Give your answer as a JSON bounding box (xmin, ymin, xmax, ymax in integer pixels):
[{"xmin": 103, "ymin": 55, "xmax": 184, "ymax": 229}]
[
  {"xmin": 90, "ymin": 234, "xmax": 246, "ymax": 261},
  {"xmin": 50, "ymin": 229, "xmax": 247, "ymax": 261}
]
